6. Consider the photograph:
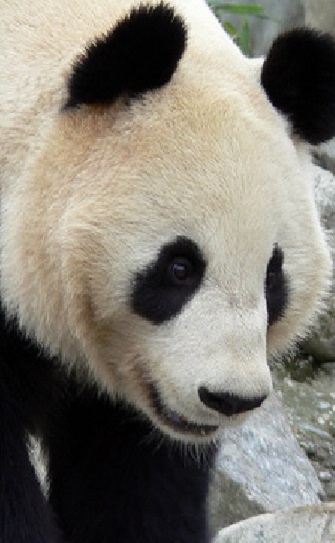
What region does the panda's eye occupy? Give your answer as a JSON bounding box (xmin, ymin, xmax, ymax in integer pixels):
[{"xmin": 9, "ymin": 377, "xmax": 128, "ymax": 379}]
[
  {"xmin": 266, "ymin": 271, "xmax": 277, "ymax": 291},
  {"xmin": 265, "ymin": 245, "xmax": 288, "ymax": 327},
  {"xmin": 266, "ymin": 246, "xmax": 283, "ymax": 286},
  {"xmin": 266, "ymin": 267, "xmax": 281, "ymax": 292},
  {"xmin": 169, "ymin": 257, "xmax": 193, "ymax": 283},
  {"xmin": 131, "ymin": 236, "xmax": 206, "ymax": 324}
]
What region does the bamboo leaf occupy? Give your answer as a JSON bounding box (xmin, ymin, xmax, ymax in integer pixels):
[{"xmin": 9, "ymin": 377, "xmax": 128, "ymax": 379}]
[
  {"xmin": 209, "ymin": 3, "xmax": 263, "ymax": 16},
  {"xmin": 223, "ymin": 20, "xmax": 238, "ymax": 38},
  {"xmin": 238, "ymin": 18, "xmax": 251, "ymax": 56}
]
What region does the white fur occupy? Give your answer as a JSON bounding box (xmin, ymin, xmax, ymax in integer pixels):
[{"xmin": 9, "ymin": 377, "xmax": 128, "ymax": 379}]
[{"xmin": 0, "ymin": 0, "xmax": 331, "ymax": 441}]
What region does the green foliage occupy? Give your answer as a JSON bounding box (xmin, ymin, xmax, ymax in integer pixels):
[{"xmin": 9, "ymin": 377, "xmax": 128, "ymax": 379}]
[
  {"xmin": 209, "ymin": 3, "xmax": 263, "ymax": 16},
  {"xmin": 207, "ymin": 2, "xmax": 271, "ymax": 56}
]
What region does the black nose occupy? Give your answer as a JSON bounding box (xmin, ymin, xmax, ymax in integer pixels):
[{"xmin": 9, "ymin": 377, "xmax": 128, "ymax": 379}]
[{"xmin": 198, "ymin": 387, "xmax": 267, "ymax": 416}]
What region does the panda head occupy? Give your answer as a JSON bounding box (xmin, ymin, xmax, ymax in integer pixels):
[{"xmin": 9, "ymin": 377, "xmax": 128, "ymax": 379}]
[{"xmin": 3, "ymin": 1, "xmax": 335, "ymax": 442}]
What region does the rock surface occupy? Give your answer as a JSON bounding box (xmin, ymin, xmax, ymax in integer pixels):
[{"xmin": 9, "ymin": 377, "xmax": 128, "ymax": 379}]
[
  {"xmin": 209, "ymin": 393, "xmax": 323, "ymax": 533},
  {"xmin": 216, "ymin": 0, "xmax": 335, "ymax": 60},
  {"xmin": 303, "ymin": 0, "xmax": 335, "ymax": 33},
  {"xmin": 274, "ymin": 358, "xmax": 335, "ymax": 503},
  {"xmin": 302, "ymin": 166, "xmax": 335, "ymax": 362},
  {"xmin": 317, "ymin": 142, "xmax": 335, "ymax": 177},
  {"xmin": 214, "ymin": 503, "xmax": 335, "ymax": 543},
  {"xmin": 216, "ymin": 0, "xmax": 304, "ymax": 56}
]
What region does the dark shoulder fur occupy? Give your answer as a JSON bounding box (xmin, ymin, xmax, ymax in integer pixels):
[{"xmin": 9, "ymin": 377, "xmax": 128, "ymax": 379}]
[
  {"xmin": 0, "ymin": 304, "xmax": 215, "ymax": 542},
  {"xmin": 46, "ymin": 383, "xmax": 216, "ymax": 543},
  {"xmin": 0, "ymin": 307, "xmax": 62, "ymax": 542}
]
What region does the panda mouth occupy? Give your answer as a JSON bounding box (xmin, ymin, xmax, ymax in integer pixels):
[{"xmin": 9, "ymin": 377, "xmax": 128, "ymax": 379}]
[{"xmin": 149, "ymin": 383, "xmax": 218, "ymax": 437}]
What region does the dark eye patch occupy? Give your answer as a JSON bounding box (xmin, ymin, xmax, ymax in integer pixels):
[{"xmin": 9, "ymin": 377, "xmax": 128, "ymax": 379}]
[
  {"xmin": 265, "ymin": 245, "xmax": 289, "ymax": 327},
  {"xmin": 131, "ymin": 236, "xmax": 206, "ymax": 324}
]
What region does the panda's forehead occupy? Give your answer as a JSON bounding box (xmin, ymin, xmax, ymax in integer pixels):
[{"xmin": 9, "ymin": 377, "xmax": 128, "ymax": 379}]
[
  {"xmin": 67, "ymin": 77, "xmax": 293, "ymax": 201},
  {"xmin": 101, "ymin": 95, "xmax": 289, "ymax": 220},
  {"xmin": 62, "ymin": 81, "xmax": 295, "ymax": 260}
]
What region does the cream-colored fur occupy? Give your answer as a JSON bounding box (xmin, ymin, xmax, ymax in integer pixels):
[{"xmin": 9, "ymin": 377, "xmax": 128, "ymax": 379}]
[{"xmin": 0, "ymin": 0, "xmax": 331, "ymax": 441}]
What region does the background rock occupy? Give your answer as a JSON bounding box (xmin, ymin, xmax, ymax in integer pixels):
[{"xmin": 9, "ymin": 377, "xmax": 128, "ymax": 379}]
[
  {"xmin": 214, "ymin": 503, "xmax": 335, "ymax": 543},
  {"xmin": 317, "ymin": 142, "xmax": 335, "ymax": 178},
  {"xmin": 302, "ymin": 166, "xmax": 335, "ymax": 362},
  {"xmin": 215, "ymin": 0, "xmax": 304, "ymax": 56},
  {"xmin": 214, "ymin": 0, "xmax": 335, "ymax": 58},
  {"xmin": 209, "ymin": 393, "xmax": 323, "ymax": 534},
  {"xmin": 303, "ymin": 0, "xmax": 335, "ymax": 33}
]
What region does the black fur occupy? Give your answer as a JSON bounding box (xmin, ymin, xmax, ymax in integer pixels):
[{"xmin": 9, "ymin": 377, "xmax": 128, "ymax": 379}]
[
  {"xmin": 131, "ymin": 236, "xmax": 206, "ymax": 324},
  {"xmin": 261, "ymin": 28, "xmax": 335, "ymax": 144},
  {"xmin": 0, "ymin": 305, "xmax": 214, "ymax": 542},
  {"xmin": 46, "ymin": 383, "xmax": 215, "ymax": 543},
  {"xmin": 0, "ymin": 308, "xmax": 62, "ymax": 543},
  {"xmin": 66, "ymin": 3, "xmax": 187, "ymax": 108},
  {"xmin": 265, "ymin": 245, "xmax": 288, "ymax": 327}
]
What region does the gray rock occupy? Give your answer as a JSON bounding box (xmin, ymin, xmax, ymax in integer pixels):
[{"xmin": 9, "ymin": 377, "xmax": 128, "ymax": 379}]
[
  {"xmin": 302, "ymin": 166, "xmax": 335, "ymax": 361},
  {"xmin": 213, "ymin": 0, "xmax": 335, "ymax": 59},
  {"xmin": 213, "ymin": 503, "xmax": 335, "ymax": 543},
  {"xmin": 209, "ymin": 394, "xmax": 323, "ymax": 533},
  {"xmin": 214, "ymin": 0, "xmax": 304, "ymax": 56},
  {"xmin": 303, "ymin": 0, "xmax": 335, "ymax": 33},
  {"xmin": 313, "ymin": 165, "xmax": 335, "ymax": 235},
  {"xmin": 317, "ymin": 142, "xmax": 335, "ymax": 177},
  {"xmin": 248, "ymin": 0, "xmax": 304, "ymax": 55}
]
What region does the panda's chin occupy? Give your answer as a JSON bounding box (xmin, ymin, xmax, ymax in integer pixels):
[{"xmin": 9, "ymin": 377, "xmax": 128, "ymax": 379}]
[{"xmin": 148, "ymin": 382, "xmax": 219, "ymax": 439}]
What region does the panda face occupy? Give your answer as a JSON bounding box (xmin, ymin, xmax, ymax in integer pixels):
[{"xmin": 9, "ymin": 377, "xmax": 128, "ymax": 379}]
[
  {"xmin": 3, "ymin": 84, "xmax": 329, "ymax": 443},
  {"xmin": 1, "ymin": 1, "xmax": 333, "ymax": 443}
]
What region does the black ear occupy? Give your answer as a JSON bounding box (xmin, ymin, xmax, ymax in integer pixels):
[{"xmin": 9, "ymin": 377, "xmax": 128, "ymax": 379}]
[
  {"xmin": 261, "ymin": 28, "xmax": 335, "ymax": 144},
  {"xmin": 65, "ymin": 3, "xmax": 187, "ymax": 109}
]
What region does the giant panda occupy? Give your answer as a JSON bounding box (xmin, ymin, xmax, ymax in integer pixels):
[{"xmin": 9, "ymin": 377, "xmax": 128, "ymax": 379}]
[{"xmin": 1, "ymin": 0, "xmax": 335, "ymax": 542}]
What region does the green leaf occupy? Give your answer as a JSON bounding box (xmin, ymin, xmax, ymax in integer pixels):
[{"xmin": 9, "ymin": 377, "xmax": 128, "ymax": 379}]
[
  {"xmin": 237, "ymin": 17, "xmax": 252, "ymax": 56},
  {"xmin": 209, "ymin": 3, "xmax": 263, "ymax": 16},
  {"xmin": 223, "ymin": 20, "xmax": 238, "ymax": 38}
]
